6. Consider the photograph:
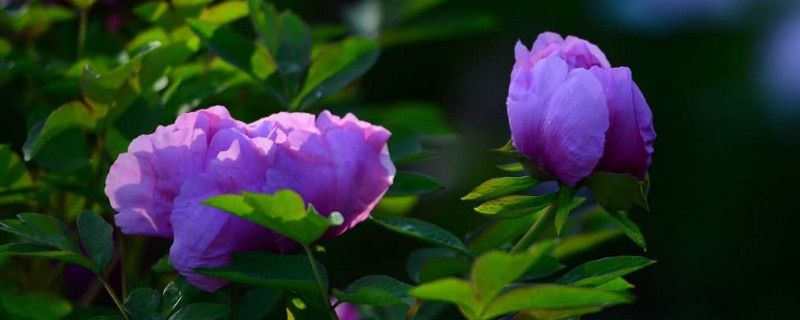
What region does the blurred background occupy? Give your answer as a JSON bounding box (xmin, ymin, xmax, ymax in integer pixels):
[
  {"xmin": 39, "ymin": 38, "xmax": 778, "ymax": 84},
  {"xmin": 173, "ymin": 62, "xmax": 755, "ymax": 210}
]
[{"xmin": 2, "ymin": 0, "xmax": 800, "ymax": 319}]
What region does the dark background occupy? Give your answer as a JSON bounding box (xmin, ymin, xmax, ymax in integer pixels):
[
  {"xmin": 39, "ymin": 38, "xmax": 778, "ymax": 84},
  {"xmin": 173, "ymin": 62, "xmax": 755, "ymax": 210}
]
[{"xmin": 3, "ymin": 0, "xmax": 799, "ymax": 319}]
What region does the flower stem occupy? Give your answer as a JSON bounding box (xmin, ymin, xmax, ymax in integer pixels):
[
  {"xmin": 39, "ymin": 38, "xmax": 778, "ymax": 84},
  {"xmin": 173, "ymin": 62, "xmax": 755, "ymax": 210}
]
[
  {"xmin": 77, "ymin": 9, "xmax": 88, "ymax": 59},
  {"xmin": 510, "ymin": 201, "xmax": 558, "ymax": 254},
  {"xmin": 302, "ymin": 244, "xmax": 339, "ymax": 320},
  {"xmin": 99, "ymin": 277, "xmax": 130, "ymax": 320}
]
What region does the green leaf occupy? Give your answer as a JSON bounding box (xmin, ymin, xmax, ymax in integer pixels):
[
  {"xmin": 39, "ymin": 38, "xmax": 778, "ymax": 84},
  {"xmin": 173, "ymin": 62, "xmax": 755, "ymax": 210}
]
[
  {"xmin": 497, "ymin": 162, "xmax": 524, "ymax": 172},
  {"xmin": 0, "ymin": 243, "xmax": 97, "ymax": 273},
  {"xmin": 333, "ymin": 275, "xmax": 413, "ymax": 306},
  {"xmin": 0, "ymin": 213, "xmax": 81, "ymax": 252},
  {"xmin": 168, "ymin": 303, "xmax": 228, "ymax": 320},
  {"xmin": 173, "ymin": 0, "xmax": 214, "ymax": 7},
  {"xmin": 461, "ymin": 176, "xmax": 537, "ymax": 202},
  {"xmin": 471, "ymin": 241, "xmax": 555, "ymax": 302},
  {"xmin": 607, "ymin": 210, "xmax": 647, "ymax": 250},
  {"xmin": 557, "ymin": 256, "xmax": 655, "ymax": 287},
  {"xmin": 187, "ymin": 19, "xmax": 276, "ymax": 82},
  {"xmin": 133, "ymin": 2, "xmax": 169, "ymax": 23},
  {"xmin": 235, "ymin": 287, "xmax": 282, "ymax": 320},
  {"xmin": 483, "ymin": 285, "xmax": 631, "ymax": 319},
  {"xmin": 0, "ymin": 144, "xmax": 34, "ymax": 205},
  {"xmin": 519, "ymin": 256, "xmax": 565, "ymax": 281},
  {"xmin": 204, "ymin": 190, "xmax": 340, "ymax": 245},
  {"xmin": 585, "ymin": 172, "xmax": 649, "ymax": 212},
  {"xmin": 408, "ymin": 278, "xmax": 479, "ymax": 320},
  {"xmin": 386, "ymin": 171, "xmax": 442, "ymax": 196},
  {"xmin": 199, "ymin": 1, "xmax": 249, "ymax": 25},
  {"xmin": 406, "ymin": 248, "xmax": 456, "ymax": 283},
  {"xmin": 2, "ymin": 6, "xmax": 76, "ymax": 33},
  {"xmin": 554, "ymin": 186, "xmax": 581, "ymax": 235},
  {"xmin": 552, "ymin": 230, "xmax": 623, "ymax": 260},
  {"xmin": 139, "ymin": 41, "xmax": 199, "ymax": 93},
  {"xmin": 594, "ymin": 277, "xmax": 634, "ymax": 291},
  {"xmin": 69, "ymin": 0, "xmax": 98, "ymax": 10},
  {"xmin": 22, "ymin": 101, "xmax": 97, "ymax": 161},
  {"xmin": 151, "ymin": 255, "xmax": 174, "ymax": 273},
  {"xmin": 516, "ymin": 307, "xmax": 602, "ymax": 320},
  {"xmin": 292, "ymin": 37, "xmax": 379, "ymax": 110},
  {"xmin": 124, "ymin": 288, "xmax": 161, "ymax": 320},
  {"xmin": 474, "ymin": 194, "xmax": 554, "ymax": 218},
  {"xmin": 370, "ymin": 215, "xmax": 470, "ymax": 256},
  {"xmin": 77, "ymin": 211, "xmax": 114, "ymax": 273},
  {"xmin": 196, "ymin": 251, "xmax": 326, "ymax": 293},
  {"xmin": 0, "ymin": 292, "xmax": 73, "ymax": 320},
  {"xmin": 160, "ymin": 276, "xmax": 199, "ymax": 318},
  {"xmin": 467, "ymin": 209, "xmax": 545, "ymax": 254}
]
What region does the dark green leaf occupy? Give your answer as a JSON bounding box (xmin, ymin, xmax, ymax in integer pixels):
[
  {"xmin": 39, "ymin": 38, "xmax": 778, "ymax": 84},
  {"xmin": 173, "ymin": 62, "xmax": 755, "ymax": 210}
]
[
  {"xmin": 554, "ymin": 186, "xmax": 581, "ymax": 235},
  {"xmin": 418, "ymin": 257, "xmax": 470, "ymax": 283},
  {"xmin": 0, "ymin": 213, "xmax": 81, "ymax": 252},
  {"xmin": 151, "ymin": 255, "xmax": 174, "ymax": 273},
  {"xmin": 461, "ymin": 176, "xmax": 537, "ymax": 202},
  {"xmin": 292, "ymin": 37, "xmax": 379, "ymax": 110},
  {"xmin": 474, "ymin": 194, "xmax": 554, "ymax": 218},
  {"xmin": 133, "ymin": 2, "xmax": 169, "ymax": 23},
  {"xmin": 196, "ymin": 251, "xmax": 326, "ymax": 293},
  {"xmin": 168, "ymin": 303, "xmax": 228, "ymax": 320},
  {"xmin": 333, "ymin": 275, "xmax": 412, "ymax": 306},
  {"xmin": 235, "ymin": 287, "xmax": 282, "ymax": 320},
  {"xmin": 0, "ymin": 292, "xmax": 73, "ymax": 320},
  {"xmin": 467, "ymin": 208, "xmax": 545, "ymax": 254},
  {"xmin": 519, "ymin": 256, "xmax": 565, "ymax": 281},
  {"xmin": 0, "ymin": 144, "xmax": 34, "ymax": 205},
  {"xmin": 370, "ymin": 215, "xmax": 470, "ymax": 256},
  {"xmin": 22, "ymin": 101, "xmax": 97, "ymax": 161},
  {"xmin": 160, "ymin": 276, "xmax": 200, "ymax": 318},
  {"xmin": 406, "ymin": 248, "xmax": 455, "ymax": 283},
  {"xmin": 124, "ymin": 288, "xmax": 161, "ymax": 320},
  {"xmin": 516, "ymin": 307, "xmax": 602, "ymax": 320},
  {"xmin": 607, "ymin": 210, "xmax": 647, "ymax": 250},
  {"xmin": 77, "ymin": 211, "xmax": 114, "ymax": 273},
  {"xmin": 585, "ymin": 172, "xmax": 649, "ymax": 212},
  {"xmin": 387, "ymin": 171, "xmax": 442, "ymax": 196},
  {"xmin": 0, "ymin": 243, "xmax": 97, "ymax": 272},
  {"xmin": 187, "ymin": 19, "xmax": 276, "ymax": 82},
  {"xmin": 483, "ymin": 285, "xmax": 631, "ymax": 319},
  {"xmin": 139, "ymin": 41, "xmax": 198, "ymax": 93},
  {"xmin": 557, "ymin": 256, "xmax": 655, "ymax": 287}
]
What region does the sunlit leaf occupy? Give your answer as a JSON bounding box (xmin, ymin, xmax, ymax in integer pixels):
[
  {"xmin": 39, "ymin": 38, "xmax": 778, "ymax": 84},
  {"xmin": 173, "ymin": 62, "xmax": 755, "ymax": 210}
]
[
  {"xmin": 594, "ymin": 277, "xmax": 634, "ymax": 291},
  {"xmin": 483, "ymin": 285, "xmax": 631, "ymax": 319},
  {"xmin": 461, "ymin": 176, "xmax": 537, "ymax": 202},
  {"xmin": 200, "ymin": 1, "xmax": 249, "ymax": 25},
  {"xmin": 22, "ymin": 101, "xmax": 97, "ymax": 161},
  {"xmin": 474, "ymin": 194, "xmax": 554, "ymax": 218},
  {"xmin": 408, "ymin": 278, "xmax": 479, "ymax": 320},
  {"xmin": 471, "ymin": 241, "xmax": 555, "ymax": 302}
]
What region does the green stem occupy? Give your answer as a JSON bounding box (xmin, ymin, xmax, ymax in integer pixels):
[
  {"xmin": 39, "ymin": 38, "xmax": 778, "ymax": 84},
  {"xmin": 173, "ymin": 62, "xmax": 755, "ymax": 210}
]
[
  {"xmin": 302, "ymin": 244, "xmax": 338, "ymax": 320},
  {"xmin": 77, "ymin": 9, "xmax": 87, "ymax": 59},
  {"xmin": 99, "ymin": 277, "xmax": 130, "ymax": 320},
  {"xmin": 510, "ymin": 201, "xmax": 558, "ymax": 253}
]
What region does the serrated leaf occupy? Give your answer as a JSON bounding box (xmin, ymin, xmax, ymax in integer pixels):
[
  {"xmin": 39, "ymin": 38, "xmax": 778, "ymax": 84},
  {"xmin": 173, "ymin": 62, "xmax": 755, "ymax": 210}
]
[
  {"xmin": 168, "ymin": 303, "xmax": 228, "ymax": 320},
  {"xmin": 483, "ymin": 285, "xmax": 631, "ymax": 319},
  {"xmin": 204, "ymin": 190, "xmax": 339, "ymax": 245},
  {"xmin": 557, "ymin": 256, "xmax": 655, "ymax": 287},
  {"xmin": 291, "ymin": 37, "xmax": 379, "ymax": 110},
  {"xmin": 386, "ymin": 171, "xmax": 442, "ymax": 196},
  {"xmin": 124, "ymin": 288, "xmax": 161, "ymax": 320},
  {"xmin": 474, "ymin": 194, "xmax": 554, "ymax": 218},
  {"xmin": 461, "ymin": 176, "xmax": 537, "ymax": 202},
  {"xmin": 370, "ymin": 215, "xmax": 470, "ymax": 256},
  {"xmin": 585, "ymin": 172, "xmax": 649, "ymax": 212},
  {"xmin": 607, "ymin": 210, "xmax": 646, "ymax": 250},
  {"xmin": 196, "ymin": 251, "xmax": 326, "ymax": 293},
  {"xmin": 22, "ymin": 101, "xmax": 97, "ymax": 161},
  {"xmin": 333, "ymin": 275, "xmax": 412, "ymax": 306},
  {"xmin": 77, "ymin": 211, "xmax": 114, "ymax": 273}
]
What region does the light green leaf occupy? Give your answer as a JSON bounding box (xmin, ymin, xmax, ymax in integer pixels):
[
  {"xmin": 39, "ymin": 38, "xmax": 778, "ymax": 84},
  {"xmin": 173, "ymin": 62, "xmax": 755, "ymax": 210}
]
[
  {"xmin": 557, "ymin": 256, "xmax": 655, "ymax": 287},
  {"xmin": 200, "ymin": 1, "xmax": 249, "ymax": 25},
  {"xmin": 172, "ymin": 0, "xmax": 214, "ymax": 7},
  {"xmin": 474, "ymin": 194, "xmax": 554, "ymax": 218},
  {"xmin": 124, "ymin": 288, "xmax": 161, "ymax": 320},
  {"xmin": 554, "ymin": 186, "xmax": 581, "ymax": 235},
  {"xmin": 461, "ymin": 176, "xmax": 537, "ymax": 202},
  {"xmin": 370, "ymin": 215, "xmax": 470, "ymax": 256},
  {"xmin": 0, "ymin": 243, "xmax": 97, "ymax": 273},
  {"xmin": 585, "ymin": 172, "xmax": 649, "ymax": 212},
  {"xmin": 497, "ymin": 162, "xmax": 524, "ymax": 172},
  {"xmin": 607, "ymin": 210, "xmax": 647, "ymax": 250},
  {"xmin": 22, "ymin": 101, "xmax": 97, "ymax": 161},
  {"xmin": 516, "ymin": 307, "xmax": 603, "ymax": 320},
  {"xmin": 408, "ymin": 278, "xmax": 479, "ymax": 320},
  {"xmin": 77, "ymin": 211, "xmax": 114, "ymax": 273},
  {"xmin": 552, "ymin": 230, "xmax": 623, "ymax": 260},
  {"xmin": 291, "ymin": 37, "xmax": 379, "ymax": 110},
  {"xmin": 471, "ymin": 241, "xmax": 555, "ymax": 302},
  {"xmin": 133, "ymin": 2, "xmax": 169, "ymax": 23},
  {"xmin": 483, "ymin": 285, "xmax": 631, "ymax": 319},
  {"xmin": 333, "ymin": 275, "xmax": 413, "ymax": 306},
  {"xmin": 594, "ymin": 277, "xmax": 634, "ymax": 291},
  {"xmin": 196, "ymin": 251, "xmax": 326, "ymax": 293},
  {"xmin": 204, "ymin": 190, "xmax": 339, "ymax": 245},
  {"xmin": 386, "ymin": 171, "xmax": 442, "ymax": 196},
  {"xmin": 168, "ymin": 303, "xmax": 228, "ymax": 320}
]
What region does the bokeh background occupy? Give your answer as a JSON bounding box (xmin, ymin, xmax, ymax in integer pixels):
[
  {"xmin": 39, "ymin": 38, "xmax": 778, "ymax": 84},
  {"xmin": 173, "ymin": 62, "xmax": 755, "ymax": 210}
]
[{"xmin": 2, "ymin": 0, "xmax": 799, "ymax": 319}]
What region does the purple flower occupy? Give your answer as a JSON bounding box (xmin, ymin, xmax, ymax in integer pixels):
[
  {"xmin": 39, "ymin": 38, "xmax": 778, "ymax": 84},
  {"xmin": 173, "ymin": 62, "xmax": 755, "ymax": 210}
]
[
  {"xmin": 507, "ymin": 32, "xmax": 655, "ymax": 186},
  {"xmin": 105, "ymin": 106, "xmax": 395, "ymax": 291},
  {"xmin": 334, "ymin": 300, "xmax": 362, "ymax": 320}
]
